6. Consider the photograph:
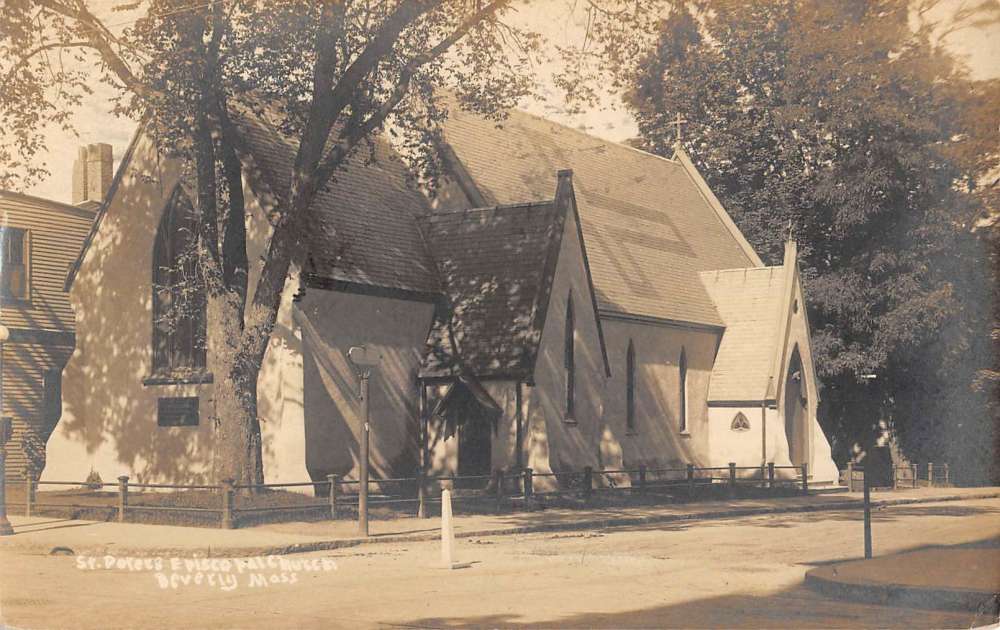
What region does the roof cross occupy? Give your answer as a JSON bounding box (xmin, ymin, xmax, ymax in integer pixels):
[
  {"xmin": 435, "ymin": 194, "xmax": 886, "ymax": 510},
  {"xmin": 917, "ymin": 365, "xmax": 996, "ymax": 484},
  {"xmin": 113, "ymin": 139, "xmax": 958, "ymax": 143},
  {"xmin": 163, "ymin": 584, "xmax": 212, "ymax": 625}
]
[{"xmin": 668, "ymin": 113, "xmax": 688, "ymax": 144}]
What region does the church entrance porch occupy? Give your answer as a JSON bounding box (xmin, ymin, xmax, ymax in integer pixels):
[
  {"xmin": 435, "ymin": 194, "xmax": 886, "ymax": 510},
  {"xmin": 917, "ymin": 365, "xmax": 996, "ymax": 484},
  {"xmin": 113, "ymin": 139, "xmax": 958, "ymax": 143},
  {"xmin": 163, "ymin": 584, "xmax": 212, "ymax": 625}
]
[{"xmin": 430, "ymin": 377, "xmax": 502, "ymax": 489}]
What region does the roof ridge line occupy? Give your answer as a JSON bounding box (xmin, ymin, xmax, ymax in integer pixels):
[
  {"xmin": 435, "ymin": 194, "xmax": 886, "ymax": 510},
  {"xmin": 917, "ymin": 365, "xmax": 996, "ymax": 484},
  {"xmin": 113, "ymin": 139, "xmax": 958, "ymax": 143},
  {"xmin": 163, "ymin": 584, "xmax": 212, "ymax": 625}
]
[{"xmin": 458, "ymin": 104, "xmax": 685, "ymax": 170}]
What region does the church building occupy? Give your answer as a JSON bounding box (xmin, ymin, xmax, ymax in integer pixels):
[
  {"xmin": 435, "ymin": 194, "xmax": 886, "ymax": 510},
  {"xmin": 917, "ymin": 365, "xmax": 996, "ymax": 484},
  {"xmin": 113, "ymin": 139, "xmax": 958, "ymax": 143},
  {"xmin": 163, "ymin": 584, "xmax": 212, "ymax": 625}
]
[{"xmin": 41, "ymin": 104, "xmax": 839, "ymax": 488}]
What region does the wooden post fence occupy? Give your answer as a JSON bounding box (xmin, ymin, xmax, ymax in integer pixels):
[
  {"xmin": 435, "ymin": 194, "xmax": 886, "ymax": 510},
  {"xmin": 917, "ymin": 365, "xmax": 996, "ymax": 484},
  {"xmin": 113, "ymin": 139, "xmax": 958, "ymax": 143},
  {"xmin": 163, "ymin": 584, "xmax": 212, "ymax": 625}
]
[
  {"xmin": 327, "ymin": 474, "xmax": 338, "ymax": 520},
  {"xmin": 117, "ymin": 475, "xmax": 129, "ymax": 523},
  {"xmin": 943, "ymin": 463, "xmax": 949, "ymax": 486},
  {"xmin": 523, "ymin": 468, "xmax": 534, "ymax": 510},
  {"xmin": 220, "ymin": 479, "xmax": 235, "ymax": 529},
  {"xmin": 927, "ymin": 462, "xmax": 934, "ymax": 488},
  {"xmin": 638, "ymin": 464, "xmax": 647, "ymax": 494},
  {"xmin": 494, "ymin": 468, "xmax": 505, "ymax": 512},
  {"xmin": 728, "ymin": 462, "xmax": 737, "ymax": 496},
  {"xmin": 767, "ymin": 462, "xmax": 775, "ymax": 490},
  {"xmin": 801, "ymin": 463, "xmax": 809, "ymax": 495},
  {"xmin": 686, "ymin": 464, "xmax": 695, "ymax": 499},
  {"xmin": 24, "ymin": 472, "xmax": 34, "ymax": 518},
  {"xmin": 582, "ymin": 466, "xmax": 593, "ymax": 500},
  {"xmin": 912, "ymin": 463, "xmax": 918, "ymax": 488}
]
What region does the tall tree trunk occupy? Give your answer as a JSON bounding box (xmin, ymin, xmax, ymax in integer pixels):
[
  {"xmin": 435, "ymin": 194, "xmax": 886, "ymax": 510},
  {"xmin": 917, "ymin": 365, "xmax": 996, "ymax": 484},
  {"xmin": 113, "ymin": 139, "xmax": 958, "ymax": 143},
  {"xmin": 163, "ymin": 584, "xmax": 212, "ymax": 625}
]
[{"xmin": 208, "ymin": 291, "xmax": 264, "ymax": 486}]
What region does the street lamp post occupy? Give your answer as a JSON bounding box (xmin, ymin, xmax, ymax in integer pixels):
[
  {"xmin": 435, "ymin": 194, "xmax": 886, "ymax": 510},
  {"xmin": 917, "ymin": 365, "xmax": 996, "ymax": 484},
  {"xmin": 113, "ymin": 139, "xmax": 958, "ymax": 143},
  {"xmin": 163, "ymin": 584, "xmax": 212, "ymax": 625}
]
[
  {"xmin": 348, "ymin": 345, "xmax": 380, "ymax": 537},
  {"xmin": 0, "ymin": 323, "xmax": 13, "ymax": 535}
]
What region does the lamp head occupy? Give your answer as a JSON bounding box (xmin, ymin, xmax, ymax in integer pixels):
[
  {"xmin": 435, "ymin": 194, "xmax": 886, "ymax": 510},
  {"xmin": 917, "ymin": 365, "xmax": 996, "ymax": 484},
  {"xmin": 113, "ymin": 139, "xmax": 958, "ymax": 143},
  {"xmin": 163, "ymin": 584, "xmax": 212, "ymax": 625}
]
[{"xmin": 348, "ymin": 345, "xmax": 381, "ymax": 368}]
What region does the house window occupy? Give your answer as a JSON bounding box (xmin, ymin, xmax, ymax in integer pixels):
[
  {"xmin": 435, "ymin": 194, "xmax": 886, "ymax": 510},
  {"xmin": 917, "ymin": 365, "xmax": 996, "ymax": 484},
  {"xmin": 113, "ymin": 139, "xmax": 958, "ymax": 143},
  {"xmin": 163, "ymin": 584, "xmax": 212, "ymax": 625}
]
[
  {"xmin": 1, "ymin": 227, "xmax": 28, "ymax": 300},
  {"xmin": 679, "ymin": 347, "xmax": 688, "ymax": 433},
  {"xmin": 152, "ymin": 188, "xmax": 206, "ymax": 372},
  {"xmin": 731, "ymin": 412, "xmax": 750, "ymax": 431},
  {"xmin": 626, "ymin": 339, "xmax": 636, "ymax": 432},
  {"xmin": 564, "ymin": 292, "xmax": 575, "ymax": 421},
  {"xmin": 43, "ymin": 369, "xmax": 62, "ymax": 423}
]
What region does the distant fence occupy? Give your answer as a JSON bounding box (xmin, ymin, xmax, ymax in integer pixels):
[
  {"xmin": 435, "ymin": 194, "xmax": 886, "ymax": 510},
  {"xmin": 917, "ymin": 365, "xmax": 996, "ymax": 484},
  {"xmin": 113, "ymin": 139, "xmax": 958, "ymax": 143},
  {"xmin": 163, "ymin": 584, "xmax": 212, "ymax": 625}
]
[
  {"xmin": 843, "ymin": 462, "xmax": 949, "ymax": 492},
  {"xmin": 6, "ymin": 461, "xmax": 811, "ymax": 530}
]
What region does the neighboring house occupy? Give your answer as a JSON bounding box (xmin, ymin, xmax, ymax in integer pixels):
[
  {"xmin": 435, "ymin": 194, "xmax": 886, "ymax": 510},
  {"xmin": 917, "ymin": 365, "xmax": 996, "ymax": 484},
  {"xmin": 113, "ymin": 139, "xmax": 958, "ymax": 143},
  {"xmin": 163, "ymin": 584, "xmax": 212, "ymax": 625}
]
[
  {"xmin": 42, "ymin": 105, "xmax": 839, "ymax": 488},
  {"xmin": 0, "ymin": 144, "xmax": 108, "ymax": 480}
]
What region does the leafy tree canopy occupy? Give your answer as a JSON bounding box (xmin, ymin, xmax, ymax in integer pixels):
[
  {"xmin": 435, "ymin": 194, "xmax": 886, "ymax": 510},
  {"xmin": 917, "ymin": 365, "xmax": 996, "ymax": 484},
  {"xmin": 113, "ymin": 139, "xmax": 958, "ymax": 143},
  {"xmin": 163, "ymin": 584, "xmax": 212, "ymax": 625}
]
[{"xmin": 614, "ymin": 0, "xmax": 999, "ymax": 481}]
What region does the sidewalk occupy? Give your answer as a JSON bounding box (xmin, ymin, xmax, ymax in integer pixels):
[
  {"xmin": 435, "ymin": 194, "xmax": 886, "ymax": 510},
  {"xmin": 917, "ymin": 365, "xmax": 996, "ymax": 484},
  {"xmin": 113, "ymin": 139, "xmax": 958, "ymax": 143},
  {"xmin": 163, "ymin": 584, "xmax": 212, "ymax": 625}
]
[
  {"xmin": 805, "ymin": 539, "xmax": 1000, "ymax": 615},
  {"xmin": 1, "ymin": 486, "xmax": 997, "ymax": 558}
]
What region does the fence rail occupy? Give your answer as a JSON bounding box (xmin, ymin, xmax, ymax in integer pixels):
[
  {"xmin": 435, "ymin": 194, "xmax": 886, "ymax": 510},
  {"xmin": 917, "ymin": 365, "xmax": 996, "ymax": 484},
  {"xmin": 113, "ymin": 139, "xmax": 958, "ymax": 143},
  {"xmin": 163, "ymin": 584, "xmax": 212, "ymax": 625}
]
[
  {"xmin": 843, "ymin": 462, "xmax": 949, "ymax": 492},
  {"xmin": 5, "ymin": 460, "xmax": 820, "ymax": 530}
]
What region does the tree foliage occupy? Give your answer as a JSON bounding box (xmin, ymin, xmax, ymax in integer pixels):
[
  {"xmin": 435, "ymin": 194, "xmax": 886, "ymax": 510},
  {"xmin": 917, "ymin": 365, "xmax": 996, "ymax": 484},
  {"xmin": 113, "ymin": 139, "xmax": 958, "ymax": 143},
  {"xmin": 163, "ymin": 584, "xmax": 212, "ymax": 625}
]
[
  {"xmin": 620, "ymin": 0, "xmax": 999, "ymax": 481},
  {"xmin": 1, "ymin": 0, "xmax": 542, "ymax": 484}
]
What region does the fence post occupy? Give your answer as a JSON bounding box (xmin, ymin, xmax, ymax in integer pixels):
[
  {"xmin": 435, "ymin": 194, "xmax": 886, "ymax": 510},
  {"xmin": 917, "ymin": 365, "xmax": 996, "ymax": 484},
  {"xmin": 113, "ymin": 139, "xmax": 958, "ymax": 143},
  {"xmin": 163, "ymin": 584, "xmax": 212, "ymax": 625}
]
[
  {"xmin": 801, "ymin": 462, "xmax": 809, "ymax": 495},
  {"xmin": 417, "ymin": 469, "xmax": 427, "ymax": 519},
  {"xmin": 117, "ymin": 475, "xmax": 129, "ymax": 523},
  {"xmin": 523, "ymin": 468, "xmax": 534, "ymax": 510},
  {"xmin": 494, "ymin": 468, "xmax": 505, "ymax": 513},
  {"xmin": 326, "ymin": 474, "xmax": 338, "ymax": 520},
  {"xmin": 687, "ymin": 464, "xmax": 695, "ymax": 499},
  {"xmin": 943, "ymin": 463, "xmax": 949, "ymax": 486},
  {"xmin": 582, "ymin": 466, "xmax": 593, "ymax": 501},
  {"xmin": 220, "ymin": 479, "xmax": 235, "ymax": 529},
  {"xmin": 728, "ymin": 462, "xmax": 737, "ymax": 497},
  {"xmin": 847, "ymin": 462, "xmax": 855, "ymax": 492},
  {"xmin": 927, "ymin": 462, "xmax": 934, "ymax": 488},
  {"xmin": 863, "ymin": 465, "xmax": 872, "ymax": 559},
  {"xmin": 912, "ymin": 463, "xmax": 918, "ymax": 489},
  {"xmin": 24, "ymin": 471, "xmax": 34, "ymax": 518},
  {"xmin": 638, "ymin": 464, "xmax": 647, "ymax": 495},
  {"xmin": 767, "ymin": 462, "xmax": 775, "ymax": 490}
]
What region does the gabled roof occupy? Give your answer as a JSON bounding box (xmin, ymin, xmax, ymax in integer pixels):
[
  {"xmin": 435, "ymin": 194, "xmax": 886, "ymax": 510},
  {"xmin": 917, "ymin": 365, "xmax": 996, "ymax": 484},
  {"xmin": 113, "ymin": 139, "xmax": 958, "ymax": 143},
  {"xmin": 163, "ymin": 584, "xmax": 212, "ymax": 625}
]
[
  {"xmin": 235, "ymin": 107, "xmax": 439, "ymax": 295},
  {"xmin": 700, "ymin": 266, "xmax": 786, "ymax": 402},
  {"xmin": 440, "ymin": 107, "xmax": 760, "ymax": 326},
  {"xmin": 418, "ymin": 199, "xmax": 564, "ymax": 379},
  {"xmin": 67, "ymin": 108, "xmax": 440, "ymax": 296}
]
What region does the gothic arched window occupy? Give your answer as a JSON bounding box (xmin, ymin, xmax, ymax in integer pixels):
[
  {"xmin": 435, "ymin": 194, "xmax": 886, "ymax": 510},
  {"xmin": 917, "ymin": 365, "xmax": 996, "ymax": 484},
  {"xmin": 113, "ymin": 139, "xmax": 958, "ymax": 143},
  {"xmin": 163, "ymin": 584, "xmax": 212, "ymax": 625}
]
[
  {"xmin": 679, "ymin": 347, "xmax": 688, "ymax": 433},
  {"xmin": 625, "ymin": 340, "xmax": 636, "ymax": 432},
  {"xmin": 564, "ymin": 292, "xmax": 575, "ymax": 420},
  {"xmin": 152, "ymin": 187, "xmax": 206, "ymax": 372}
]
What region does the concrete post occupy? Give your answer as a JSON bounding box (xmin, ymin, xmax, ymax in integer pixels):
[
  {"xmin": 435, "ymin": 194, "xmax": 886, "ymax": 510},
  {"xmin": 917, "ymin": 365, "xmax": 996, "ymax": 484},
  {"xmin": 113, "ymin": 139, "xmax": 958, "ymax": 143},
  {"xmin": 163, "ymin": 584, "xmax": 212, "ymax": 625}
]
[
  {"xmin": 494, "ymin": 469, "xmax": 504, "ymax": 513},
  {"xmin": 728, "ymin": 462, "xmax": 737, "ymax": 496},
  {"xmin": 117, "ymin": 475, "xmax": 129, "ymax": 523},
  {"xmin": 638, "ymin": 464, "xmax": 646, "ymax": 495},
  {"xmin": 582, "ymin": 466, "xmax": 593, "ymax": 500},
  {"xmin": 767, "ymin": 462, "xmax": 775, "ymax": 490},
  {"xmin": 327, "ymin": 474, "xmax": 338, "ymax": 520},
  {"xmin": 927, "ymin": 462, "xmax": 934, "ymax": 488},
  {"xmin": 220, "ymin": 479, "xmax": 235, "ymax": 529},
  {"xmin": 943, "ymin": 463, "xmax": 949, "ymax": 486},
  {"xmin": 912, "ymin": 463, "xmax": 918, "ymax": 489},
  {"xmin": 686, "ymin": 464, "xmax": 695, "ymax": 499},
  {"xmin": 24, "ymin": 471, "xmax": 34, "ymax": 518},
  {"xmin": 801, "ymin": 462, "xmax": 809, "ymax": 495}
]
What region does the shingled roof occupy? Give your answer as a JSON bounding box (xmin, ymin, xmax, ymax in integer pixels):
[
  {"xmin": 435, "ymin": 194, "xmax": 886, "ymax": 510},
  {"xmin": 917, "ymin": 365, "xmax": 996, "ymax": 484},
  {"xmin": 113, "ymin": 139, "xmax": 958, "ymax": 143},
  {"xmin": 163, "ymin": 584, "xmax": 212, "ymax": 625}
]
[
  {"xmin": 236, "ymin": 108, "xmax": 439, "ymax": 295},
  {"xmin": 700, "ymin": 266, "xmax": 787, "ymax": 402},
  {"xmin": 440, "ymin": 107, "xmax": 762, "ymax": 326},
  {"xmin": 419, "ymin": 200, "xmax": 565, "ymax": 379}
]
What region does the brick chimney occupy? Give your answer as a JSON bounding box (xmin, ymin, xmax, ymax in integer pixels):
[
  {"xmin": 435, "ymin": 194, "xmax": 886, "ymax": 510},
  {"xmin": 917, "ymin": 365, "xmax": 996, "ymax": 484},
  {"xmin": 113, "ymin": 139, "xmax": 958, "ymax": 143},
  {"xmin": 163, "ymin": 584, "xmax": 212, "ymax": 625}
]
[{"xmin": 72, "ymin": 143, "xmax": 113, "ymax": 205}]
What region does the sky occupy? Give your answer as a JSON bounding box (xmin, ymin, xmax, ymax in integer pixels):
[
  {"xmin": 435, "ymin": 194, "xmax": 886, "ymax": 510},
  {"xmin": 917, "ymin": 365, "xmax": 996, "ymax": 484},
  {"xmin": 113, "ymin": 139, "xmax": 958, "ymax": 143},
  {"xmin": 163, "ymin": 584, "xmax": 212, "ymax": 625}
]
[{"xmin": 19, "ymin": 0, "xmax": 1000, "ymax": 203}]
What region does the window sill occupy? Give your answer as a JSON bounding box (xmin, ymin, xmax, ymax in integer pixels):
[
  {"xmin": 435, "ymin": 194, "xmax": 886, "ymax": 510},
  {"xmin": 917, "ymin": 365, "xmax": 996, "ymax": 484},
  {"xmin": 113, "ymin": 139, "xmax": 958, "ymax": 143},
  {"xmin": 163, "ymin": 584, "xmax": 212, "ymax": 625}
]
[
  {"xmin": 678, "ymin": 430, "xmax": 691, "ymax": 437},
  {"xmin": 143, "ymin": 371, "xmax": 214, "ymax": 386},
  {"xmin": 563, "ymin": 417, "xmax": 578, "ymax": 426}
]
